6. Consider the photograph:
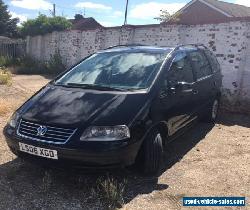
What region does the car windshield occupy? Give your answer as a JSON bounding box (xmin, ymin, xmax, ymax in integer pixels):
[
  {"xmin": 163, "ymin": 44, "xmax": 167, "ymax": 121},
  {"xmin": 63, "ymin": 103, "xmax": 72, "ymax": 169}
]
[{"xmin": 55, "ymin": 50, "xmax": 169, "ymax": 90}]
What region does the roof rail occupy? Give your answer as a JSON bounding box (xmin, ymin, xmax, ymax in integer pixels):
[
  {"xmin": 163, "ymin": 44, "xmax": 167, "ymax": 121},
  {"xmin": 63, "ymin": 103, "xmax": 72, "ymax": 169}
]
[
  {"xmin": 175, "ymin": 43, "xmax": 209, "ymax": 50},
  {"xmin": 106, "ymin": 44, "xmax": 146, "ymax": 50},
  {"xmin": 105, "ymin": 43, "xmax": 209, "ymax": 51}
]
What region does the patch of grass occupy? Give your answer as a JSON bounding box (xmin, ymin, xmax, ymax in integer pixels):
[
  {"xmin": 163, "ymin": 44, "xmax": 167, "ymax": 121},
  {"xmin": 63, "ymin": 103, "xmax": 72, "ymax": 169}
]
[
  {"xmin": 0, "ymin": 68, "xmax": 12, "ymax": 85},
  {"xmin": 96, "ymin": 175, "xmax": 127, "ymax": 209}
]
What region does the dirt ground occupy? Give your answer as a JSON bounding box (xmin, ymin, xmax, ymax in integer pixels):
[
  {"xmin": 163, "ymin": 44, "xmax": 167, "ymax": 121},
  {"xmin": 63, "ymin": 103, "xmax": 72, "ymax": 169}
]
[{"xmin": 0, "ymin": 75, "xmax": 249, "ymax": 210}]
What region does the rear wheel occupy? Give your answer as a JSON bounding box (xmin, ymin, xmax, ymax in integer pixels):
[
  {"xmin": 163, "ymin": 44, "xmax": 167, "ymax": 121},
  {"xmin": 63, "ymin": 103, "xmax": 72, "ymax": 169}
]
[
  {"xmin": 203, "ymin": 98, "xmax": 219, "ymax": 123},
  {"xmin": 142, "ymin": 129, "xmax": 163, "ymax": 176}
]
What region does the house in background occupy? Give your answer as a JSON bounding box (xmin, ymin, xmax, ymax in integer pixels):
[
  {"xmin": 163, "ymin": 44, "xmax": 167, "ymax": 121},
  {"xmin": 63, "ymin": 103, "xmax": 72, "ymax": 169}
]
[
  {"xmin": 67, "ymin": 0, "xmax": 250, "ymax": 30},
  {"xmin": 69, "ymin": 15, "xmax": 103, "ymax": 30},
  {"xmin": 169, "ymin": 0, "xmax": 250, "ymax": 25}
]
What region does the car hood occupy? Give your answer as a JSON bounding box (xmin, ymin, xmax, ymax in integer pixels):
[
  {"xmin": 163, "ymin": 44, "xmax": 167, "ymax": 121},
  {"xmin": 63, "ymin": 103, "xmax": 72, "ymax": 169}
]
[{"xmin": 21, "ymin": 85, "xmax": 149, "ymax": 128}]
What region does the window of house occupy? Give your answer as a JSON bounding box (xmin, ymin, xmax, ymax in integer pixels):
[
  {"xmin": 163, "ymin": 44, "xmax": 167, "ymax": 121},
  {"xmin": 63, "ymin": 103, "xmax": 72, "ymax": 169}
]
[{"xmin": 189, "ymin": 50, "xmax": 212, "ymax": 79}]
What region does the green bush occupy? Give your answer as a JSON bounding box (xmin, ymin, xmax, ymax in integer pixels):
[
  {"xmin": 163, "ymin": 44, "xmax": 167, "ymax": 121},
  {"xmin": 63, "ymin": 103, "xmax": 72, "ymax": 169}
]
[
  {"xmin": 0, "ymin": 56, "xmax": 9, "ymax": 67},
  {"xmin": 20, "ymin": 14, "xmax": 72, "ymax": 37},
  {"xmin": 0, "ymin": 51, "xmax": 66, "ymax": 75},
  {"xmin": 15, "ymin": 56, "xmax": 46, "ymax": 75},
  {"xmin": 14, "ymin": 52, "xmax": 66, "ymax": 75}
]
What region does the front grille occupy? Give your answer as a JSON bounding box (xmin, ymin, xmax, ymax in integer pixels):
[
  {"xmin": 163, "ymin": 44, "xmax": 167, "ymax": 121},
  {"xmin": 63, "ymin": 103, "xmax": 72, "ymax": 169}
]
[{"xmin": 17, "ymin": 119, "xmax": 76, "ymax": 144}]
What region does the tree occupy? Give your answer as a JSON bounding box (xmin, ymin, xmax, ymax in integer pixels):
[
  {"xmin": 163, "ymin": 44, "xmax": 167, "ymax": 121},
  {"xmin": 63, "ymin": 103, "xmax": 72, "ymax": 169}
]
[
  {"xmin": 74, "ymin": 14, "xmax": 84, "ymax": 20},
  {"xmin": 20, "ymin": 14, "xmax": 72, "ymax": 37},
  {"xmin": 155, "ymin": 10, "xmax": 171, "ymax": 22},
  {"xmin": 155, "ymin": 10, "xmax": 181, "ymax": 23},
  {"xmin": 0, "ymin": 0, "xmax": 19, "ymax": 37}
]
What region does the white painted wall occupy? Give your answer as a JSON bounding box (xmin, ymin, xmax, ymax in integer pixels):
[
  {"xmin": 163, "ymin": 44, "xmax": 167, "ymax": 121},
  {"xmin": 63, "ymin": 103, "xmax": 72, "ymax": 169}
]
[{"xmin": 26, "ymin": 21, "xmax": 250, "ymax": 112}]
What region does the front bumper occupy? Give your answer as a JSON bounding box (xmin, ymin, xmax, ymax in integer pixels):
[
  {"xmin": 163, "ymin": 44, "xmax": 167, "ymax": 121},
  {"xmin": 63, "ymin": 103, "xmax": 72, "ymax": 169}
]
[{"xmin": 3, "ymin": 126, "xmax": 142, "ymax": 168}]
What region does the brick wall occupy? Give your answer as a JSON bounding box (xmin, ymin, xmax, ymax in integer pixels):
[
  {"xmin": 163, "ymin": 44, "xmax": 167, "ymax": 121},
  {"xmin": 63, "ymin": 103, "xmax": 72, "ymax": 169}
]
[{"xmin": 26, "ymin": 21, "xmax": 250, "ymax": 112}]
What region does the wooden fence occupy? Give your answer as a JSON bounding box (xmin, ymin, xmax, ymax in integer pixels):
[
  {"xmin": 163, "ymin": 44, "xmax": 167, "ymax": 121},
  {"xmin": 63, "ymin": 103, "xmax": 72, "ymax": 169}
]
[{"xmin": 0, "ymin": 42, "xmax": 26, "ymax": 58}]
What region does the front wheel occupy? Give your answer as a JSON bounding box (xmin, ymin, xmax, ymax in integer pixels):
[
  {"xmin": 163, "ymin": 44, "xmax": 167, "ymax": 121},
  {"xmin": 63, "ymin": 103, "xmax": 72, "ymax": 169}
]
[
  {"xmin": 203, "ymin": 98, "xmax": 220, "ymax": 123},
  {"xmin": 142, "ymin": 130, "xmax": 163, "ymax": 176}
]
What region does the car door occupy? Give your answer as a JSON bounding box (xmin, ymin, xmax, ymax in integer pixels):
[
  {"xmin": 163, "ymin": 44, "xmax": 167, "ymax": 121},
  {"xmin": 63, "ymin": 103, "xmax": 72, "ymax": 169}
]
[
  {"xmin": 204, "ymin": 49, "xmax": 223, "ymax": 96},
  {"xmin": 188, "ymin": 49, "xmax": 214, "ymax": 114},
  {"xmin": 158, "ymin": 51, "xmax": 198, "ymax": 136}
]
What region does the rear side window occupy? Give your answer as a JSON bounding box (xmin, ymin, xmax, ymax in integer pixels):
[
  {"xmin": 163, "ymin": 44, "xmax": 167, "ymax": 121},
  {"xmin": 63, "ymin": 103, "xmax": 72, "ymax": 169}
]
[
  {"xmin": 204, "ymin": 50, "xmax": 221, "ymax": 73},
  {"xmin": 189, "ymin": 50, "xmax": 212, "ymax": 79},
  {"xmin": 167, "ymin": 52, "xmax": 194, "ymax": 86}
]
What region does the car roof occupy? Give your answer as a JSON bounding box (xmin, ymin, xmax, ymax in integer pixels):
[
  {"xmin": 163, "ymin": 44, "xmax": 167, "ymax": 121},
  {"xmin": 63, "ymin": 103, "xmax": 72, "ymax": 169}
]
[
  {"xmin": 98, "ymin": 45, "xmax": 174, "ymax": 54},
  {"xmin": 98, "ymin": 44, "xmax": 209, "ymax": 54}
]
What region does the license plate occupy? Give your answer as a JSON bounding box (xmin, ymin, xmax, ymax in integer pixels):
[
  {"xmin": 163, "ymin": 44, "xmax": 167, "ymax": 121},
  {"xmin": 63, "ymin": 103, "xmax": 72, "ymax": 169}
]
[{"xmin": 19, "ymin": 142, "xmax": 58, "ymax": 160}]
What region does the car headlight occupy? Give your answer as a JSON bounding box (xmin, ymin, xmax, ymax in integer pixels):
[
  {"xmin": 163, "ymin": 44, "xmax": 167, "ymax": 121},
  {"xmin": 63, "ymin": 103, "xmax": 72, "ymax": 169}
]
[
  {"xmin": 8, "ymin": 112, "xmax": 20, "ymax": 128},
  {"xmin": 80, "ymin": 125, "xmax": 130, "ymax": 141}
]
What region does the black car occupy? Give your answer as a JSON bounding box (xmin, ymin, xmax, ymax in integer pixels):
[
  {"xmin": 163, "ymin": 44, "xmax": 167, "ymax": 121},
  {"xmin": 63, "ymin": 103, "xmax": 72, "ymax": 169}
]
[{"xmin": 3, "ymin": 44, "xmax": 222, "ymax": 175}]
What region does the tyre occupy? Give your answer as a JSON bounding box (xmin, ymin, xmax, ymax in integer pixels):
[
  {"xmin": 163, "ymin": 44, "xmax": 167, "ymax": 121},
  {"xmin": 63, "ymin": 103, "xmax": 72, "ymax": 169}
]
[
  {"xmin": 142, "ymin": 129, "xmax": 163, "ymax": 176},
  {"xmin": 203, "ymin": 98, "xmax": 220, "ymax": 123},
  {"xmin": 9, "ymin": 147, "xmax": 20, "ymax": 156}
]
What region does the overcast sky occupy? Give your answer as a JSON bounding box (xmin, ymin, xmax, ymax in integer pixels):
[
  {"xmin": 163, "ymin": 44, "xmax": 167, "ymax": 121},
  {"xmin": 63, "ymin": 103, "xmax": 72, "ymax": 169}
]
[{"xmin": 4, "ymin": 0, "xmax": 250, "ymax": 26}]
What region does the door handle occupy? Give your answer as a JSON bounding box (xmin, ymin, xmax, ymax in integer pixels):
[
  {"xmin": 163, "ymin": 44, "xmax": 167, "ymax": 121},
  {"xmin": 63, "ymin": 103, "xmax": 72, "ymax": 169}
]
[
  {"xmin": 159, "ymin": 90, "xmax": 168, "ymax": 99},
  {"xmin": 182, "ymin": 89, "xmax": 193, "ymax": 93},
  {"xmin": 170, "ymin": 87, "xmax": 176, "ymax": 94},
  {"xmin": 192, "ymin": 90, "xmax": 198, "ymax": 94}
]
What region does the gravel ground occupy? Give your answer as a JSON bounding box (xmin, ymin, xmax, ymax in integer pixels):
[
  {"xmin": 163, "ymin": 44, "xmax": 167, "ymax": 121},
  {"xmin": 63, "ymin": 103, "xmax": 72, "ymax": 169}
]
[{"xmin": 0, "ymin": 75, "xmax": 249, "ymax": 210}]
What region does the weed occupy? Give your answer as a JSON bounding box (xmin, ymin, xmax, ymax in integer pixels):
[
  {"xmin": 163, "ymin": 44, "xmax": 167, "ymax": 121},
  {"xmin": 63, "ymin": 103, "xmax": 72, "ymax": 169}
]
[
  {"xmin": 45, "ymin": 51, "xmax": 66, "ymax": 75},
  {"xmin": 42, "ymin": 170, "xmax": 53, "ymax": 192},
  {"xmin": 0, "ymin": 68, "xmax": 12, "ymax": 85},
  {"xmin": 0, "ymin": 99, "xmax": 11, "ymax": 116},
  {"xmin": 96, "ymin": 175, "xmax": 127, "ymax": 209}
]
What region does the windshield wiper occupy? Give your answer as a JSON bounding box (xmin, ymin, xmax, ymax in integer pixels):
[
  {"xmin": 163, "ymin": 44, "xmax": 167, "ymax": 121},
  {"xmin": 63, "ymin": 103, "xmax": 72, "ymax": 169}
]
[
  {"xmin": 124, "ymin": 87, "xmax": 147, "ymax": 91},
  {"xmin": 65, "ymin": 83, "xmax": 126, "ymax": 91}
]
